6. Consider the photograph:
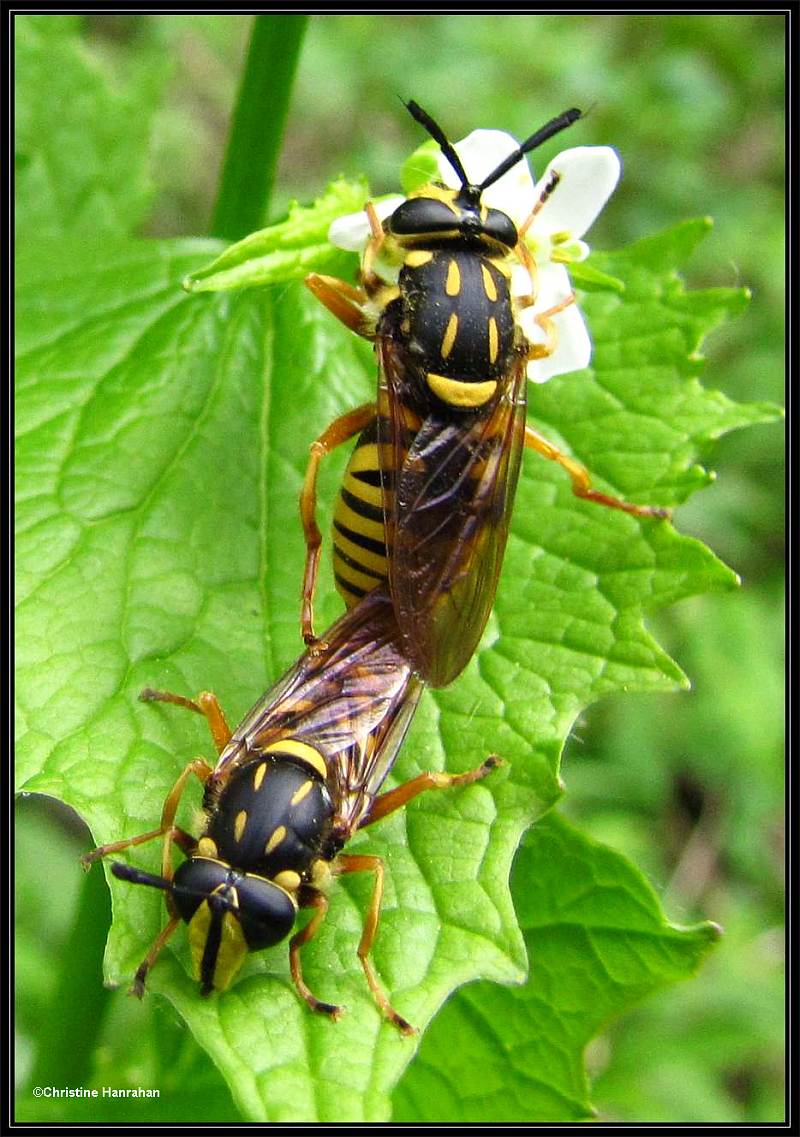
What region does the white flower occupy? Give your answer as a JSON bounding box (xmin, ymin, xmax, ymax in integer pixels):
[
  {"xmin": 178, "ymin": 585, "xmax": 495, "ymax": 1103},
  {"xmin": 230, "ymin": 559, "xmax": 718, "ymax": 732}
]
[
  {"xmin": 328, "ymin": 195, "xmax": 405, "ymax": 252},
  {"xmin": 328, "ymin": 128, "xmax": 621, "ymax": 383}
]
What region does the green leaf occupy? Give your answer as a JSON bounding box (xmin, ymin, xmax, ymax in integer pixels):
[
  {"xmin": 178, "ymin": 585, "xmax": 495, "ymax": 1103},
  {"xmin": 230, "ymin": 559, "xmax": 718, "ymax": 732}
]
[
  {"xmin": 393, "ymin": 812, "xmax": 720, "ymax": 1121},
  {"xmin": 567, "ymin": 259, "xmax": 625, "ymax": 294},
  {"xmin": 15, "ymin": 217, "xmax": 778, "ymax": 1121},
  {"xmin": 15, "ymin": 15, "xmax": 161, "ymax": 239},
  {"xmin": 184, "ymin": 178, "xmax": 372, "ymax": 292},
  {"xmin": 16, "ymin": 238, "xmax": 523, "ymax": 1122}
]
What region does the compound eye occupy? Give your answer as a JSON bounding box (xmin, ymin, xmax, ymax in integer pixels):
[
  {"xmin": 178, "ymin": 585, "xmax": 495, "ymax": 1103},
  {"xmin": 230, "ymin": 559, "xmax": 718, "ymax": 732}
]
[
  {"xmin": 389, "ymin": 196, "xmax": 461, "ymax": 236},
  {"xmin": 235, "ymin": 874, "xmax": 297, "ymax": 950},
  {"xmin": 482, "ymin": 207, "xmax": 518, "ymax": 248},
  {"xmin": 172, "ymin": 858, "xmax": 231, "ymax": 922}
]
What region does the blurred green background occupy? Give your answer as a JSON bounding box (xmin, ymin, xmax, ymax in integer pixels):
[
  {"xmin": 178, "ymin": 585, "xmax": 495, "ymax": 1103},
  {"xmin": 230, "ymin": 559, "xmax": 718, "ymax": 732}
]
[{"xmin": 16, "ymin": 13, "xmax": 784, "ymax": 1122}]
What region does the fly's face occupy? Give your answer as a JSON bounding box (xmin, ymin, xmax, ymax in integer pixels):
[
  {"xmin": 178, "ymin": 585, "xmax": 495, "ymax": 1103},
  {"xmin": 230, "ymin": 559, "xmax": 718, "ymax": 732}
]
[{"xmin": 172, "ymin": 857, "xmax": 298, "ymax": 994}]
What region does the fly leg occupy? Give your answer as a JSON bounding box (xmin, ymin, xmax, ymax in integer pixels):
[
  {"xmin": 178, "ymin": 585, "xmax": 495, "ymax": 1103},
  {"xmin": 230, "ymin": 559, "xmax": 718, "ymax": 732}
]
[
  {"xmin": 139, "ymin": 688, "xmax": 233, "ymax": 754},
  {"xmin": 289, "ymin": 891, "xmax": 344, "ymax": 1021},
  {"xmin": 299, "ymin": 403, "xmax": 378, "ymax": 645},
  {"xmin": 362, "ymin": 754, "xmax": 502, "ymax": 826},
  {"xmin": 81, "ymin": 757, "xmax": 212, "ymax": 887},
  {"xmin": 304, "ymin": 273, "xmax": 374, "ymax": 338},
  {"xmin": 336, "ymin": 755, "xmax": 502, "ymax": 1035},
  {"xmin": 80, "ymin": 755, "xmax": 213, "ymax": 995},
  {"xmin": 334, "ymin": 854, "xmax": 416, "ymax": 1036},
  {"xmin": 524, "ymin": 424, "xmax": 671, "ymax": 519}
]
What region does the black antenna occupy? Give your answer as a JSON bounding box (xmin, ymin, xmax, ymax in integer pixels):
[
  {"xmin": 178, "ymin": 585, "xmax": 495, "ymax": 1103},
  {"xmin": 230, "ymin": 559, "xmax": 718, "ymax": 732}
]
[
  {"xmin": 479, "ymin": 108, "xmax": 583, "ymax": 191},
  {"xmin": 112, "ymin": 861, "xmax": 174, "ymax": 892},
  {"xmin": 405, "ymin": 100, "xmax": 470, "ymax": 187},
  {"xmin": 111, "ymin": 861, "xmax": 242, "ymax": 916}
]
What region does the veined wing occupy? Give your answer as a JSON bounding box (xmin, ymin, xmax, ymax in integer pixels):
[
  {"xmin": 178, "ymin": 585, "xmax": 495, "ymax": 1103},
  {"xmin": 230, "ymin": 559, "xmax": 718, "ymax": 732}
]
[
  {"xmin": 215, "ymin": 590, "xmax": 423, "ymax": 833},
  {"xmin": 380, "ymin": 344, "xmax": 528, "ymax": 687}
]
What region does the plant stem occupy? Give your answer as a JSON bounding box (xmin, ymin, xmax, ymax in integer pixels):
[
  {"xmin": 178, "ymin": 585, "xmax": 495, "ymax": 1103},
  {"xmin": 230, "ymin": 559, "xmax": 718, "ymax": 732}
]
[{"xmin": 210, "ymin": 14, "xmax": 308, "ymax": 240}]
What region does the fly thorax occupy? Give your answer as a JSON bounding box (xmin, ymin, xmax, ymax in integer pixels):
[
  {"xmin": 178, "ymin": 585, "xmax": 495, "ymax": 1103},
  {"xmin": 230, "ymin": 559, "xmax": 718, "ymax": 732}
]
[
  {"xmin": 398, "ymin": 250, "xmax": 515, "ymax": 410},
  {"xmin": 206, "ymin": 750, "xmax": 334, "ymax": 880}
]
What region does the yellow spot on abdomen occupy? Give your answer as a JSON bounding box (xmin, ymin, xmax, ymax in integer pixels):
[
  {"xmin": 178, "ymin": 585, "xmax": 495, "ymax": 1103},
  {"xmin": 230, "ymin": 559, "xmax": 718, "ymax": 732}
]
[
  {"xmin": 234, "ymin": 810, "xmax": 247, "ymax": 843},
  {"xmin": 440, "ymin": 313, "xmax": 458, "ymax": 359},
  {"xmin": 445, "ymin": 259, "xmax": 461, "ymax": 296},
  {"xmin": 481, "ymin": 263, "xmax": 498, "ymax": 302},
  {"xmin": 405, "ymin": 249, "xmax": 433, "ymax": 268},
  {"xmin": 252, "ymin": 762, "xmax": 267, "ymax": 791},
  {"xmin": 487, "ymin": 316, "xmax": 499, "ymax": 364},
  {"xmin": 265, "ymin": 826, "xmax": 287, "ymax": 855}
]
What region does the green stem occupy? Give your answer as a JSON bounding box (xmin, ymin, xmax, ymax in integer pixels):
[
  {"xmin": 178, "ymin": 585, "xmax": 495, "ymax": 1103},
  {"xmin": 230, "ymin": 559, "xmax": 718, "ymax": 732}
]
[{"xmin": 210, "ymin": 14, "xmax": 308, "ymax": 240}]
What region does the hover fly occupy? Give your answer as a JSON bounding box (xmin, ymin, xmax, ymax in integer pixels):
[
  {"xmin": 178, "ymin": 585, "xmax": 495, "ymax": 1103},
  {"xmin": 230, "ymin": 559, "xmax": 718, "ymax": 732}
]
[
  {"xmin": 301, "ymin": 101, "xmax": 668, "ymax": 687},
  {"xmin": 82, "ymin": 590, "xmax": 499, "ymax": 1033}
]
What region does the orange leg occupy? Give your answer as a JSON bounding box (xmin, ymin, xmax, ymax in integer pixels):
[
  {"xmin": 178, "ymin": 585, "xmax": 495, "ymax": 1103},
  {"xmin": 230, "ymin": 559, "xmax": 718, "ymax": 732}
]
[
  {"xmin": 360, "ymin": 201, "xmax": 387, "ymax": 289},
  {"xmin": 129, "ymin": 915, "xmax": 182, "ymax": 998},
  {"xmin": 526, "ymin": 292, "xmax": 577, "ymax": 361},
  {"xmin": 362, "ymin": 754, "xmax": 502, "ymax": 827},
  {"xmin": 334, "ymin": 854, "xmax": 416, "ymax": 1036},
  {"xmin": 80, "ymin": 824, "xmax": 195, "ymax": 870},
  {"xmin": 81, "ymin": 757, "xmax": 212, "ymax": 895},
  {"xmin": 524, "ymin": 424, "xmax": 671, "ymax": 519},
  {"xmin": 299, "ymin": 403, "xmax": 378, "ymax": 644},
  {"xmin": 304, "ymin": 273, "xmax": 374, "ymax": 338},
  {"xmin": 139, "ymin": 688, "xmax": 232, "ymax": 754},
  {"xmin": 289, "ymin": 892, "xmax": 343, "ymax": 1021}
]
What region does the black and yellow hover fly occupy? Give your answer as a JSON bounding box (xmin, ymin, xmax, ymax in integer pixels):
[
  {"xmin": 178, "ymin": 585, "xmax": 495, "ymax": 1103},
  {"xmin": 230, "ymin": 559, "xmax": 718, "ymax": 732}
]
[
  {"xmin": 82, "ymin": 590, "xmax": 497, "ymax": 1033},
  {"xmin": 301, "ymin": 101, "xmax": 668, "ymax": 687}
]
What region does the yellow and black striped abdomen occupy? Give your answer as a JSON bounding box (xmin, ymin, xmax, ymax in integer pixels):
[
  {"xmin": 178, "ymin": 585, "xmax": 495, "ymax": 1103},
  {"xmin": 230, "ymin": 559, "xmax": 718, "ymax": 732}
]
[{"xmin": 333, "ymin": 419, "xmax": 391, "ymax": 607}]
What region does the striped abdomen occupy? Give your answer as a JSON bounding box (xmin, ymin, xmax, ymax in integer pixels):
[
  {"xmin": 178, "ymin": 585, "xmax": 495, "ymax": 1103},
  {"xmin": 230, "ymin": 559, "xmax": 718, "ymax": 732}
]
[{"xmin": 332, "ymin": 419, "xmax": 390, "ymax": 607}]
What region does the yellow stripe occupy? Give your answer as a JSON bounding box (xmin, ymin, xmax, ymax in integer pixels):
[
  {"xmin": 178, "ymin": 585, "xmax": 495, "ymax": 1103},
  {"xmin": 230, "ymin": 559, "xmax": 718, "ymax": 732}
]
[
  {"xmin": 349, "ymin": 441, "xmax": 380, "ymax": 472},
  {"xmin": 335, "ymin": 499, "xmax": 385, "ymax": 543},
  {"xmin": 334, "ymin": 529, "xmax": 388, "ymax": 576},
  {"xmin": 481, "ymin": 263, "xmax": 498, "ymax": 302},
  {"xmin": 265, "ymin": 825, "xmax": 287, "ymax": 855},
  {"xmin": 252, "ymin": 762, "xmax": 267, "ymax": 791},
  {"xmin": 348, "ymin": 440, "xmax": 394, "ymax": 479},
  {"xmin": 440, "ymin": 313, "xmax": 458, "ymax": 360},
  {"xmin": 342, "ymin": 469, "xmax": 384, "ymax": 509},
  {"xmin": 488, "ymin": 316, "xmax": 499, "ymax": 365},
  {"xmin": 333, "ymin": 552, "xmax": 384, "ymax": 593},
  {"xmin": 290, "ymin": 780, "xmax": 314, "ymax": 806},
  {"xmin": 264, "ymin": 739, "xmax": 327, "ymax": 779},
  {"xmin": 445, "ymin": 259, "xmax": 461, "ymax": 296},
  {"xmin": 234, "ymin": 810, "xmax": 247, "ymax": 843},
  {"xmin": 427, "ymin": 373, "xmax": 497, "ymax": 408}
]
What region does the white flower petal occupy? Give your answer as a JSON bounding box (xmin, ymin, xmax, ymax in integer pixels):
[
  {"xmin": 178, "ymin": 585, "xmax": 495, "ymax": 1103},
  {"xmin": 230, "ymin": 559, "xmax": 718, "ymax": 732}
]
[
  {"xmin": 534, "ymin": 262, "xmax": 574, "ymax": 308},
  {"xmin": 531, "ymin": 146, "xmax": 621, "ymax": 239},
  {"xmin": 510, "ymin": 262, "xmax": 534, "ymax": 299},
  {"xmin": 328, "ymin": 196, "xmax": 405, "ymax": 251},
  {"xmin": 526, "ymin": 302, "xmax": 592, "ymax": 383},
  {"xmin": 438, "ymin": 129, "xmax": 536, "ymax": 225}
]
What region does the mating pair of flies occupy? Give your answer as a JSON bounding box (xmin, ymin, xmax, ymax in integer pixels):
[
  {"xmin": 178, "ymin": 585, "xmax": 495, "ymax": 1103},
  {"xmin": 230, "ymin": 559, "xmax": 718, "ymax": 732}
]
[{"xmin": 83, "ymin": 100, "xmax": 668, "ymax": 1034}]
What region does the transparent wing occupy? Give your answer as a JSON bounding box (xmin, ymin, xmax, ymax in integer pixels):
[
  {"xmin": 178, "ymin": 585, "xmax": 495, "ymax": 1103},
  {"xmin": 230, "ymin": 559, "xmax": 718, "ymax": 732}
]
[
  {"xmin": 379, "ymin": 341, "xmax": 527, "ymax": 687},
  {"xmin": 216, "ymin": 590, "xmax": 422, "ymax": 835}
]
